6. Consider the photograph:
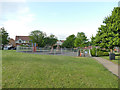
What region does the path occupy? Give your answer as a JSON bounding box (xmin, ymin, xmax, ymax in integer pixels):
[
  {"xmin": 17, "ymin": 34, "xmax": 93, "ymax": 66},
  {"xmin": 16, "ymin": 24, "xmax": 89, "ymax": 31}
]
[{"xmin": 93, "ymin": 57, "xmax": 119, "ymax": 77}]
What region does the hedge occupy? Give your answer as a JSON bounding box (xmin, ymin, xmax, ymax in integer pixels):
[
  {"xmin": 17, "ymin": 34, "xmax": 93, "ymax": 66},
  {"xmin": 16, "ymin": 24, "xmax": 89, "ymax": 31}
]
[{"xmin": 90, "ymin": 48, "xmax": 109, "ymax": 57}]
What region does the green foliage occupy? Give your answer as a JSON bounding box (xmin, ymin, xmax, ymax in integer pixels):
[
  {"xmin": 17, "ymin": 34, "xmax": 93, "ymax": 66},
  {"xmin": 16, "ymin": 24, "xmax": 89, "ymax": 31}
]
[
  {"xmin": 90, "ymin": 35, "xmax": 95, "ymax": 46},
  {"xmin": 62, "ymin": 34, "xmax": 76, "ymax": 48},
  {"xmin": 95, "ymin": 7, "xmax": 120, "ymax": 51},
  {"xmin": 103, "ymin": 52, "xmax": 109, "ymax": 56},
  {"xmin": 20, "ymin": 45, "xmax": 29, "ymax": 47},
  {"xmin": 29, "ymin": 30, "xmax": 46, "ymax": 47},
  {"xmin": 115, "ymin": 53, "xmax": 120, "ymax": 56},
  {"xmin": 97, "ymin": 51, "xmax": 109, "ymax": 57},
  {"xmin": 44, "ymin": 34, "xmax": 58, "ymax": 47},
  {"xmin": 90, "ymin": 48, "xmax": 109, "ymax": 57},
  {"xmin": 90, "ymin": 48, "xmax": 96, "ymax": 56},
  {"xmin": 74, "ymin": 32, "xmax": 88, "ymax": 48},
  {"xmin": 30, "ymin": 30, "xmax": 57, "ymax": 47},
  {"xmin": 0, "ymin": 27, "xmax": 9, "ymax": 48}
]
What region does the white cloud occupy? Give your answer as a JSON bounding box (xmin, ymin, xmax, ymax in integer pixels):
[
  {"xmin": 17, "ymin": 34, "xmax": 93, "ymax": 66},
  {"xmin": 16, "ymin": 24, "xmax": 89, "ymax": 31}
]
[
  {"xmin": 3, "ymin": 14, "xmax": 35, "ymax": 39},
  {"xmin": 0, "ymin": 2, "xmax": 36, "ymax": 39}
]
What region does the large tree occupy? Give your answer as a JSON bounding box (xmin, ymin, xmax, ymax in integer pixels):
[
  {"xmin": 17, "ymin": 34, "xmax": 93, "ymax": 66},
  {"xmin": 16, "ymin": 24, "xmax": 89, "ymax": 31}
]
[
  {"xmin": 90, "ymin": 35, "xmax": 96, "ymax": 46},
  {"xmin": 29, "ymin": 30, "xmax": 46, "ymax": 47},
  {"xmin": 44, "ymin": 34, "xmax": 57, "ymax": 47},
  {"xmin": 74, "ymin": 32, "xmax": 88, "ymax": 48},
  {"xmin": 74, "ymin": 32, "xmax": 88, "ymax": 56},
  {"xmin": 0, "ymin": 27, "xmax": 9, "ymax": 49},
  {"xmin": 95, "ymin": 7, "xmax": 120, "ymax": 53},
  {"xmin": 44, "ymin": 34, "xmax": 57, "ymax": 52},
  {"xmin": 62, "ymin": 34, "xmax": 76, "ymax": 48}
]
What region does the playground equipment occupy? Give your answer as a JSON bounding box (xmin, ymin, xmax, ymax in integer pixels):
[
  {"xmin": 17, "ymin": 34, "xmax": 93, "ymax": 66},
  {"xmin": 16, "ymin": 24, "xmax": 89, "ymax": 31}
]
[{"xmin": 32, "ymin": 43, "xmax": 36, "ymax": 52}]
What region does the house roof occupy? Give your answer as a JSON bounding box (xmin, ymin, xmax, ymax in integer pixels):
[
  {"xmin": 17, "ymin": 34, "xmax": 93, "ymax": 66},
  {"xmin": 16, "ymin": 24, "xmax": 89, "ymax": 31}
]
[
  {"xmin": 9, "ymin": 38, "xmax": 15, "ymax": 41},
  {"xmin": 15, "ymin": 36, "xmax": 31, "ymax": 41},
  {"xmin": 60, "ymin": 40, "xmax": 65, "ymax": 42},
  {"xmin": 57, "ymin": 40, "xmax": 65, "ymax": 42}
]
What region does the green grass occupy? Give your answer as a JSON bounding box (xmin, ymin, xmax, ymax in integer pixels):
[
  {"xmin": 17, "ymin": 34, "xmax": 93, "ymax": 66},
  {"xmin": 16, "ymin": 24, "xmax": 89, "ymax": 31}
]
[
  {"xmin": 2, "ymin": 50, "xmax": 118, "ymax": 88},
  {"xmin": 101, "ymin": 56, "xmax": 120, "ymax": 65}
]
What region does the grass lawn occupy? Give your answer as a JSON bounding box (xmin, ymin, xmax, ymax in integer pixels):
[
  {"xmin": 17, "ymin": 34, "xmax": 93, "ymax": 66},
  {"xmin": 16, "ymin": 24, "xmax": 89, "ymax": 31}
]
[
  {"xmin": 101, "ymin": 56, "xmax": 120, "ymax": 65},
  {"xmin": 2, "ymin": 50, "xmax": 118, "ymax": 88}
]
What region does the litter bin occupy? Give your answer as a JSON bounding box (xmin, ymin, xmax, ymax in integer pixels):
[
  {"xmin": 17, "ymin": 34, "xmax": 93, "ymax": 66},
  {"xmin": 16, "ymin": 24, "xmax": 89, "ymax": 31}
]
[
  {"xmin": 78, "ymin": 50, "xmax": 80, "ymax": 56},
  {"xmin": 109, "ymin": 53, "xmax": 115, "ymax": 60}
]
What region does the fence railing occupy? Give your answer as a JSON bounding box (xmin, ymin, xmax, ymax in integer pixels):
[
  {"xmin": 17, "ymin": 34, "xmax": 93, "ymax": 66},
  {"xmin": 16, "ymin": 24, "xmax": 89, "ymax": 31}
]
[{"xmin": 16, "ymin": 46, "xmax": 92, "ymax": 57}]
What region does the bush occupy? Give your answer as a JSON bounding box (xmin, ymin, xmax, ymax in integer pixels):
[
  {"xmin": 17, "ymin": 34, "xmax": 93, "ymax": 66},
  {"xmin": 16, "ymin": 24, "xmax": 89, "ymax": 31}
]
[
  {"xmin": 103, "ymin": 52, "xmax": 109, "ymax": 56},
  {"xmin": 90, "ymin": 48, "xmax": 109, "ymax": 57},
  {"xmin": 97, "ymin": 51, "xmax": 103, "ymax": 57},
  {"xmin": 90, "ymin": 48, "xmax": 96, "ymax": 56},
  {"xmin": 115, "ymin": 53, "xmax": 120, "ymax": 56},
  {"xmin": 97, "ymin": 51, "xmax": 109, "ymax": 56}
]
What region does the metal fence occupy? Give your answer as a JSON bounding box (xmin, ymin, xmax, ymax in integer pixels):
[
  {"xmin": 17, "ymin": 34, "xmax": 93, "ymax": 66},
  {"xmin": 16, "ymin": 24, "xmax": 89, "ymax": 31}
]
[
  {"xmin": 16, "ymin": 46, "xmax": 92, "ymax": 57},
  {"xmin": 16, "ymin": 46, "xmax": 79, "ymax": 56}
]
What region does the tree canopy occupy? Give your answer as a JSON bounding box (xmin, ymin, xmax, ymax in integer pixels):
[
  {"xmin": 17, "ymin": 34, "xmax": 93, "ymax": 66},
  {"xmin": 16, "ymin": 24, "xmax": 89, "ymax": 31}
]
[
  {"xmin": 62, "ymin": 34, "xmax": 76, "ymax": 48},
  {"xmin": 0, "ymin": 27, "xmax": 9, "ymax": 48},
  {"xmin": 95, "ymin": 7, "xmax": 120, "ymax": 51},
  {"xmin": 29, "ymin": 30, "xmax": 46, "ymax": 47},
  {"xmin": 44, "ymin": 34, "xmax": 58, "ymax": 47},
  {"xmin": 74, "ymin": 32, "xmax": 88, "ymax": 48},
  {"xmin": 90, "ymin": 35, "xmax": 96, "ymax": 46}
]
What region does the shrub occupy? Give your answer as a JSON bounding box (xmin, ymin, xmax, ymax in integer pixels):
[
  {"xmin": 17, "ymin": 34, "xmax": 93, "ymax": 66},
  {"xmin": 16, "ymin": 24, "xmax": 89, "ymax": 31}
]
[
  {"xmin": 103, "ymin": 52, "xmax": 109, "ymax": 56},
  {"xmin": 97, "ymin": 51, "xmax": 103, "ymax": 57},
  {"xmin": 90, "ymin": 48, "xmax": 109, "ymax": 57},
  {"xmin": 115, "ymin": 53, "xmax": 120, "ymax": 56},
  {"xmin": 90, "ymin": 48, "xmax": 96, "ymax": 56},
  {"xmin": 97, "ymin": 51, "xmax": 109, "ymax": 56}
]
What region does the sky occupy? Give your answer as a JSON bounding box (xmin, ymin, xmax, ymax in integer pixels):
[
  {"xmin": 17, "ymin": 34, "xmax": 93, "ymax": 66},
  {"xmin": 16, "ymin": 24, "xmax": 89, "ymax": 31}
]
[{"xmin": 0, "ymin": 0, "xmax": 119, "ymax": 40}]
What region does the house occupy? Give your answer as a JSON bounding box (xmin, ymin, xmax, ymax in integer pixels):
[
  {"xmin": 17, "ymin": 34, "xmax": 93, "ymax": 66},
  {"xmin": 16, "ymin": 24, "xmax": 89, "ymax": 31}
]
[
  {"xmin": 15, "ymin": 36, "xmax": 31, "ymax": 46},
  {"xmin": 9, "ymin": 38, "xmax": 16, "ymax": 47},
  {"xmin": 56, "ymin": 40, "xmax": 64, "ymax": 46}
]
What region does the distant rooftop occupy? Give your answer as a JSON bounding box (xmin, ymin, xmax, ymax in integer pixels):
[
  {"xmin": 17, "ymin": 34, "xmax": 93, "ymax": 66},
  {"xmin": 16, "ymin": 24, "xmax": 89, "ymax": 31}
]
[{"xmin": 15, "ymin": 36, "xmax": 31, "ymax": 41}]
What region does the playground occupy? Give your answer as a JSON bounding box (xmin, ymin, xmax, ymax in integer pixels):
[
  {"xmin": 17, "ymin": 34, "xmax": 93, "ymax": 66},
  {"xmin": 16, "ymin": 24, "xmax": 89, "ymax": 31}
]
[{"xmin": 16, "ymin": 44, "xmax": 91, "ymax": 57}]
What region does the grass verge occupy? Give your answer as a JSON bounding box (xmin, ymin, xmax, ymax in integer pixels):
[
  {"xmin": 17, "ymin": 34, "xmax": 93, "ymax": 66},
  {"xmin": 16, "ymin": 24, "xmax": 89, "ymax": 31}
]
[{"xmin": 2, "ymin": 50, "xmax": 118, "ymax": 88}]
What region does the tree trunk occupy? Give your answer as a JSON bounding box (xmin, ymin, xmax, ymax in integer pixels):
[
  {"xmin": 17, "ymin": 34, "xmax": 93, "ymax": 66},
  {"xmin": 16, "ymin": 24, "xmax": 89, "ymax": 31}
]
[
  {"xmin": 2, "ymin": 45, "xmax": 4, "ymax": 50},
  {"xmin": 51, "ymin": 46, "xmax": 53, "ymax": 53}
]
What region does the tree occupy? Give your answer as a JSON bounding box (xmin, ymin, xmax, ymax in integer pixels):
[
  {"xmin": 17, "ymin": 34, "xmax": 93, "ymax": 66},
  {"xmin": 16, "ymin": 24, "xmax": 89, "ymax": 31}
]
[
  {"xmin": 95, "ymin": 7, "xmax": 120, "ymax": 53},
  {"xmin": 74, "ymin": 32, "xmax": 88, "ymax": 48},
  {"xmin": 44, "ymin": 34, "xmax": 57, "ymax": 47},
  {"xmin": 74, "ymin": 32, "xmax": 88, "ymax": 56},
  {"xmin": 29, "ymin": 30, "xmax": 46, "ymax": 47},
  {"xmin": 62, "ymin": 34, "xmax": 76, "ymax": 48},
  {"xmin": 44, "ymin": 34, "xmax": 57, "ymax": 52},
  {"xmin": 0, "ymin": 27, "xmax": 9, "ymax": 49},
  {"xmin": 90, "ymin": 35, "xmax": 96, "ymax": 46}
]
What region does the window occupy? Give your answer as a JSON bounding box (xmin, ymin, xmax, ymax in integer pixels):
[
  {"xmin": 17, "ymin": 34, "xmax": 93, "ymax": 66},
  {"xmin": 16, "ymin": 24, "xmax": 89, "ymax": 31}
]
[{"xmin": 19, "ymin": 40, "xmax": 21, "ymax": 43}]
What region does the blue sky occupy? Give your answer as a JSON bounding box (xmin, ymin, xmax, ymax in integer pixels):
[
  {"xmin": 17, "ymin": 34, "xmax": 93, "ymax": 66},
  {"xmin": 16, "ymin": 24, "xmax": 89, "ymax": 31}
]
[{"xmin": 0, "ymin": 1, "xmax": 119, "ymax": 40}]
